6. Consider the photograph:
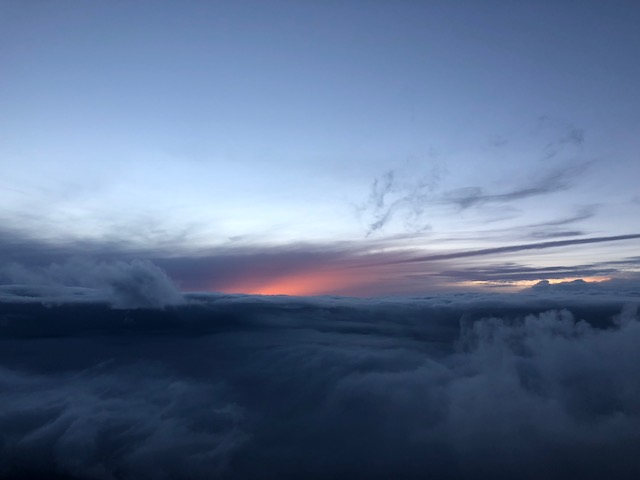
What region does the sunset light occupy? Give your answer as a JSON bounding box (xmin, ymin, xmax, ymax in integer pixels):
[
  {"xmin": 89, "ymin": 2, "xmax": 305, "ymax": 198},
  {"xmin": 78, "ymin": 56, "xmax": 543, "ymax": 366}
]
[
  {"xmin": 217, "ymin": 268, "xmax": 374, "ymax": 296},
  {"xmin": 456, "ymin": 276, "xmax": 613, "ymax": 291}
]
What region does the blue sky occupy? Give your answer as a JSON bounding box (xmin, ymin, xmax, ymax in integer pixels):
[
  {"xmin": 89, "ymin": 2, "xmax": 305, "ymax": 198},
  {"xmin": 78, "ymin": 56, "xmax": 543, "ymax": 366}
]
[{"xmin": 1, "ymin": 0, "xmax": 639, "ymax": 295}]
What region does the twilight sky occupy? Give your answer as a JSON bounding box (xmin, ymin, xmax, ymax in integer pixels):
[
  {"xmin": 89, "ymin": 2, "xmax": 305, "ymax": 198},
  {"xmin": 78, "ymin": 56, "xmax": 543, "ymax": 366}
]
[{"xmin": 1, "ymin": 0, "xmax": 639, "ymax": 296}]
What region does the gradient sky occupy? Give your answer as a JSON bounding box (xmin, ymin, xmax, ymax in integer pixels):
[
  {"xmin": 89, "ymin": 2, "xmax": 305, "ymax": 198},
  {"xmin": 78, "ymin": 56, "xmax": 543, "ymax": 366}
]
[{"xmin": 1, "ymin": 0, "xmax": 639, "ymax": 295}]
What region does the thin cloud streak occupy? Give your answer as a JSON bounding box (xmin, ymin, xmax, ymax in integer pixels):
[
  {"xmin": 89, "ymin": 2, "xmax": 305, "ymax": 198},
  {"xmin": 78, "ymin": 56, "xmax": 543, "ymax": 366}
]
[
  {"xmin": 441, "ymin": 162, "xmax": 591, "ymax": 210},
  {"xmin": 389, "ymin": 234, "xmax": 640, "ymax": 264}
]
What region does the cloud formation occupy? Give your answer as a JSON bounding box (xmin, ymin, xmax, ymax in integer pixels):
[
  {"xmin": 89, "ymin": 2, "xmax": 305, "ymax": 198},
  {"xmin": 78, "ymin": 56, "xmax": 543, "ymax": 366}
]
[
  {"xmin": 0, "ymin": 259, "xmax": 183, "ymax": 308},
  {"xmin": 0, "ymin": 364, "xmax": 247, "ymax": 479},
  {"xmin": 1, "ymin": 286, "xmax": 639, "ymax": 478},
  {"xmin": 359, "ymin": 163, "xmax": 442, "ymax": 236},
  {"xmin": 441, "ymin": 162, "xmax": 590, "ymax": 211},
  {"xmin": 394, "ymin": 234, "xmax": 640, "ymax": 264},
  {"xmin": 2, "ymin": 229, "xmax": 639, "ymax": 297}
]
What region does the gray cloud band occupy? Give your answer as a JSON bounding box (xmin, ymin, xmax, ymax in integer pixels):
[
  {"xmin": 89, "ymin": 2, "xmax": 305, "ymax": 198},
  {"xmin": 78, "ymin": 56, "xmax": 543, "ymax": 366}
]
[{"xmin": 393, "ymin": 234, "xmax": 640, "ymax": 264}]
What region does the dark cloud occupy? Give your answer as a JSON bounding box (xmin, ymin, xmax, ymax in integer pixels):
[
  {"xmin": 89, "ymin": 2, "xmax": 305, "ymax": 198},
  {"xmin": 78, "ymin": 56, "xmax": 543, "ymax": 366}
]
[
  {"xmin": 2, "ymin": 226, "xmax": 638, "ymax": 297},
  {"xmin": 155, "ymin": 244, "xmax": 360, "ymax": 292},
  {"xmin": 530, "ymin": 277, "xmax": 640, "ymax": 294},
  {"xmin": 0, "ymin": 288, "xmax": 639, "ymax": 479},
  {"xmin": 605, "ymin": 256, "xmax": 640, "ymax": 267},
  {"xmin": 435, "ymin": 263, "xmax": 617, "ymax": 283},
  {"xmin": 0, "ymin": 259, "xmax": 184, "ymax": 309},
  {"xmin": 0, "ymin": 364, "xmax": 247, "ymax": 479},
  {"xmin": 527, "ymin": 230, "xmax": 585, "ymax": 239},
  {"xmin": 0, "ymin": 228, "xmax": 374, "ymax": 295}
]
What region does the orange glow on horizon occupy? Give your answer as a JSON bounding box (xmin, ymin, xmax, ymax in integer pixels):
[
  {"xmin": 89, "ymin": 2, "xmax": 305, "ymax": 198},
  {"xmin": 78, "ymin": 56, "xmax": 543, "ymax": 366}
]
[
  {"xmin": 456, "ymin": 276, "xmax": 612, "ymax": 291},
  {"xmin": 208, "ymin": 263, "xmax": 614, "ymax": 297},
  {"xmin": 216, "ymin": 268, "xmax": 375, "ymax": 296}
]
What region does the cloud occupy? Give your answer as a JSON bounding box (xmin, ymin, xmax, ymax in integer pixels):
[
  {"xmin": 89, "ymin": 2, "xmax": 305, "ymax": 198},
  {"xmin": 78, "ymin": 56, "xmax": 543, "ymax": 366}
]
[
  {"xmin": 530, "ymin": 276, "xmax": 640, "ymax": 294},
  {"xmin": 1, "ymin": 224, "xmax": 637, "ymax": 297},
  {"xmin": 393, "ymin": 233, "xmax": 640, "ymax": 264},
  {"xmin": 444, "ymin": 306, "xmax": 640, "ymax": 478},
  {"xmin": 441, "ymin": 163, "xmax": 590, "ymax": 210},
  {"xmin": 534, "ymin": 116, "xmax": 586, "ymax": 160},
  {"xmin": 357, "ymin": 130, "xmax": 592, "ymax": 236},
  {"xmin": 359, "ymin": 163, "xmax": 442, "ymax": 236},
  {"xmin": 436, "ymin": 262, "xmax": 618, "ymax": 283},
  {"xmin": 1, "ymin": 291, "xmax": 639, "ymax": 478},
  {"xmin": 533, "ymin": 205, "xmax": 597, "ymax": 227},
  {"xmin": 0, "ymin": 364, "xmax": 247, "ymax": 480},
  {"xmin": 527, "ymin": 230, "xmax": 585, "ymax": 239},
  {"xmin": 0, "ymin": 259, "xmax": 184, "ymax": 309}
]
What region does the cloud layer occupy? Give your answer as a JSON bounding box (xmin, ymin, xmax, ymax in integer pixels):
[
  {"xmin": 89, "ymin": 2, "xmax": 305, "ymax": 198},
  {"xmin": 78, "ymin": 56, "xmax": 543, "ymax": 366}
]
[
  {"xmin": 0, "ymin": 259, "xmax": 183, "ymax": 308},
  {"xmin": 1, "ymin": 280, "xmax": 639, "ymax": 479}
]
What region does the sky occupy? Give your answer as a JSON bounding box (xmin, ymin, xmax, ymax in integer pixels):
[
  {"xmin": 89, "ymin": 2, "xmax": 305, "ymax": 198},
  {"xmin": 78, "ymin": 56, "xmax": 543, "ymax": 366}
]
[
  {"xmin": 1, "ymin": 0, "xmax": 639, "ymax": 296},
  {"xmin": 1, "ymin": 3, "xmax": 640, "ymax": 476}
]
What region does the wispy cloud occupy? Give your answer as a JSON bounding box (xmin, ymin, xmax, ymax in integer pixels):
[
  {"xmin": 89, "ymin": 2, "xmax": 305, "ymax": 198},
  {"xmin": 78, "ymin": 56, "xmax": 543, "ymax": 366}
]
[
  {"xmin": 391, "ymin": 234, "xmax": 640, "ymax": 264},
  {"xmin": 441, "ymin": 163, "xmax": 591, "ymax": 210},
  {"xmin": 357, "ymin": 122, "xmax": 594, "ymax": 237},
  {"xmin": 534, "ymin": 116, "xmax": 586, "ymax": 160},
  {"xmin": 358, "ymin": 164, "xmax": 442, "ymax": 236}
]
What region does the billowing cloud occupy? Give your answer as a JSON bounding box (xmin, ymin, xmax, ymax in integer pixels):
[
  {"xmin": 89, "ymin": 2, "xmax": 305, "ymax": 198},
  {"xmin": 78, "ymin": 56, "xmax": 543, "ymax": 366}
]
[
  {"xmin": 0, "ymin": 259, "xmax": 184, "ymax": 308},
  {"xmin": 0, "ymin": 365, "xmax": 247, "ymax": 479},
  {"xmin": 0, "ymin": 288, "xmax": 639, "ymax": 478}
]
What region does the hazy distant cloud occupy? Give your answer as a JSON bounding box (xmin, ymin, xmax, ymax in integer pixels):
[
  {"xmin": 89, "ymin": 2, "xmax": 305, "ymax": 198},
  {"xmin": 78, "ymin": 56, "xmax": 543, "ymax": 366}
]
[
  {"xmin": 605, "ymin": 256, "xmax": 640, "ymax": 268},
  {"xmin": 527, "ymin": 230, "xmax": 585, "ymax": 239},
  {"xmin": 532, "ymin": 205, "xmax": 597, "ymax": 227},
  {"xmin": 529, "ymin": 276, "xmax": 640, "ymax": 294},
  {"xmin": 489, "ymin": 117, "xmax": 585, "ymax": 159},
  {"xmin": 0, "ymin": 259, "xmax": 184, "ymax": 308},
  {"xmin": 436, "ymin": 262, "xmax": 617, "ymax": 283},
  {"xmin": 534, "ymin": 116, "xmax": 586, "ymax": 160}
]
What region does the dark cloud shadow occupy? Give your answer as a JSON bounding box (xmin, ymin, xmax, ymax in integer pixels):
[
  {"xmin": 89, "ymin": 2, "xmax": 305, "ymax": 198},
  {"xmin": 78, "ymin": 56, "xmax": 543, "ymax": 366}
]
[{"xmin": 0, "ymin": 288, "xmax": 639, "ymax": 479}]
